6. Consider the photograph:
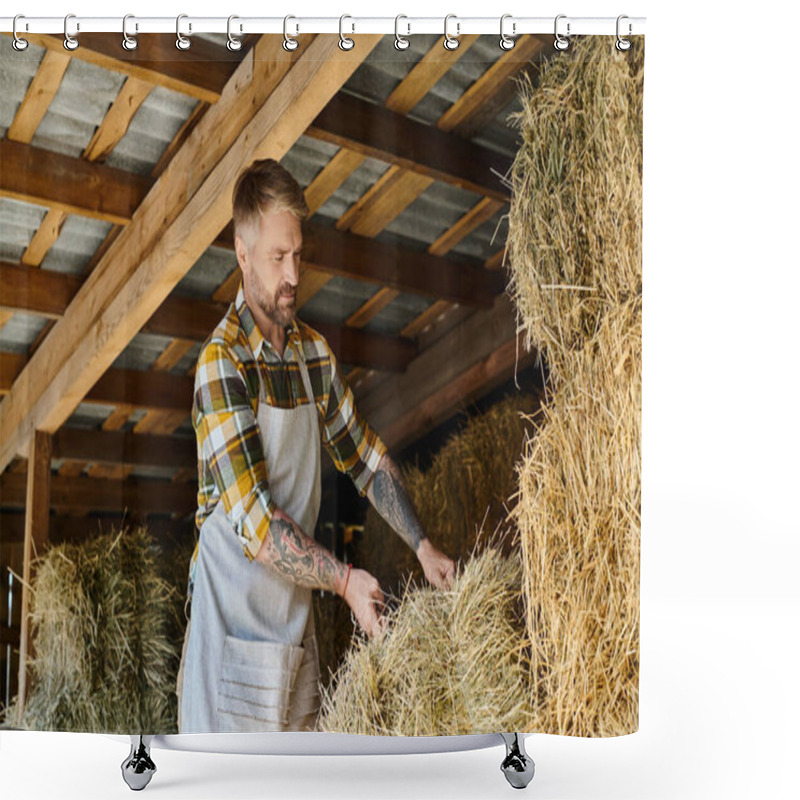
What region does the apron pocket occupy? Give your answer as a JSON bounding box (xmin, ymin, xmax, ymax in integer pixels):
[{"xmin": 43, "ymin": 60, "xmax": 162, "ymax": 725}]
[
  {"xmin": 287, "ymin": 633, "xmax": 322, "ymax": 731},
  {"xmin": 217, "ymin": 635, "xmax": 305, "ymax": 732}
]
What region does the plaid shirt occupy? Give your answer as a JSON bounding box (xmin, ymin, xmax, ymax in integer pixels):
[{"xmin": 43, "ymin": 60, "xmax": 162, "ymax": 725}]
[{"xmin": 186, "ymin": 284, "xmax": 387, "ymax": 603}]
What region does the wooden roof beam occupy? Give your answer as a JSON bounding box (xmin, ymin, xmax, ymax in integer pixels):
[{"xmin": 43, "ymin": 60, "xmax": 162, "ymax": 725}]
[
  {"xmin": 0, "ymin": 34, "xmax": 383, "ymax": 470},
  {"xmin": 306, "ymin": 92, "xmax": 510, "ymax": 202}
]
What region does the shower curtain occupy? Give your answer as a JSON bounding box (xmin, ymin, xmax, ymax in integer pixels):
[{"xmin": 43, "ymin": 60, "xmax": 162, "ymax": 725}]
[{"xmin": 0, "ymin": 29, "xmax": 643, "ymax": 739}]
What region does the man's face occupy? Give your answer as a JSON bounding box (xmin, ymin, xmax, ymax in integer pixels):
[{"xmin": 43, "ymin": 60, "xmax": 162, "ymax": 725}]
[{"xmin": 236, "ymin": 209, "xmax": 302, "ymax": 328}]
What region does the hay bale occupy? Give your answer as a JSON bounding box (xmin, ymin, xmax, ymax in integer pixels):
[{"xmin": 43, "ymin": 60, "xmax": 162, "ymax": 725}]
[
  {"xmin": 318, "ymin": 542, "xmax": 535, "ymax": 736},
  {"xmin": 506, "ymin": 35, "xmax": 643, "ymax": 373},
  {"xmin": 512, "ymin": 301, "xmax": 641, "ymax": 736},
  {"xmin": 357, "ymin": 392, "xmax": 541, "ymax": 594},
  {"xmin": 506, "ymin": 34, "xmax": 643, "ymax": 736},
  {"xmin": 8, "ymin": 525, "xmax": 180, "ymax": 733}
]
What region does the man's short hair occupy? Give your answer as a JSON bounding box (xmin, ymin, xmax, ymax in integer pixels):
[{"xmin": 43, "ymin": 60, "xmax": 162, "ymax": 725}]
[{"xmin": 232, "ymin": 159, "xmax": 309, "ymax": 252}]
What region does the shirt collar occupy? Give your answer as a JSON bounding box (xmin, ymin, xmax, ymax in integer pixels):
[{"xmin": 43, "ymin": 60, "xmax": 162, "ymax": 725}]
[{"xmin": 234, "ymin": 282, "xmax": 301, "ymax": 360}]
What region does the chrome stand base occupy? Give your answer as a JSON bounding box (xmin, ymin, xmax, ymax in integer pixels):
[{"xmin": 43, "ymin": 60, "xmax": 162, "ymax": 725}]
[
  {"xmin": 499, "ymin": 733, "xmax": 535, "ymax": 790},
  {"xmin": 121, "ymin": 735, "xmax": 157, "ymax": 791}
]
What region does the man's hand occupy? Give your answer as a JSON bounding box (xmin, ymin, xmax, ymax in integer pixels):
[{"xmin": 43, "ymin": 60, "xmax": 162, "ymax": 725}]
[
  {"xmin": 417, "ymin": 538, "xmax": 455, "ymax": 590},
  {"xmin": 341, "ymin": 567, "xmax": 387, "ymax": 638}
]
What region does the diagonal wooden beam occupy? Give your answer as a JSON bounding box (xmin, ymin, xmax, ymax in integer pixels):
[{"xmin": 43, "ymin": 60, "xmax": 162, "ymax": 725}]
[{"xmin": 1, "ymin": 34, "xmax": 383, "ymax": 471}]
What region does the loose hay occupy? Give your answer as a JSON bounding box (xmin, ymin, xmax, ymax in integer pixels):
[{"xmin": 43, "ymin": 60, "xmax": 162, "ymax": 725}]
[
  {"xmin": 357, "ymin": 392, "xmax": 542, "ymax": 595},
  {"xmin": 7, "ymin": 525, "xmax": 180, "ymax": 733},
  {"xmin": 506, "ymin": 35, "xmax": 643, "ymax": 736},
  {"xmin": 318, "ymin": 543, "xmax": 535, "ymax": 736}
]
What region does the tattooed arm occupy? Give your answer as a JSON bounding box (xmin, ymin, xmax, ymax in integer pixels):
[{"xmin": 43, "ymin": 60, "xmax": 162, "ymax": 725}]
[
  {"xmin": 366, "ymin": 452, "xmax": 455, "ymax": 589},
  {"xmin": 255, "ymin": 509, "xmax": 385, "ymax": 637}
]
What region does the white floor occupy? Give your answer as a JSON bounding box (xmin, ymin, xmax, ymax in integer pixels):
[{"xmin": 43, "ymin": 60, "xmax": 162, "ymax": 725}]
[{"xmin": 2, "ymin": 1, "xmax": 798, "ymax": 798}]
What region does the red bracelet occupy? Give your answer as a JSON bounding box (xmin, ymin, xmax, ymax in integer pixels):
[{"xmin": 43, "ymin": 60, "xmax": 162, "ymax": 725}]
[{"xmin": 342, "ymin": 563, "xmax": 353, "ymax": 600}]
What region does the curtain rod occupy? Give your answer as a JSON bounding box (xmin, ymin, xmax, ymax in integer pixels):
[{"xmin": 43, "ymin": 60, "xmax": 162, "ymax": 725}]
[{"xmin": 1, "ymin": 15, "xmax": 646, "ymax": 37}]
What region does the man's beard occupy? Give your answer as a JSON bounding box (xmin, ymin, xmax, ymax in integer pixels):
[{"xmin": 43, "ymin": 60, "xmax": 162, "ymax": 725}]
[{"xmin": 249, "ymin": 271, "xmax": 296, "ymax": 327}]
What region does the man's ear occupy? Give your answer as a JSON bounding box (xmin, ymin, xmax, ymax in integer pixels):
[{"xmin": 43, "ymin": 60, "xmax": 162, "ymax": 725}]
[{"xmin": 234, "ymin": 233, "xmax": 248, "ymax": 273}]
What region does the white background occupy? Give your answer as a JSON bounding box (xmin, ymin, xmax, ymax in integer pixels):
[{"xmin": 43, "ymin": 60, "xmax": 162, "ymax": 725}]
[{"xmin": 2, "ymin": 1, "xmax": 798, "ymax": 798}]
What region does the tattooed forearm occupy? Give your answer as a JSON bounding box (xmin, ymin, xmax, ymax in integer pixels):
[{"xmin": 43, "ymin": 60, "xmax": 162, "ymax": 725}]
[
  {"xmin": 367, "ymin": 454, "xmax": 426, "ymax": 552},
  {"xmin": 255, "ymin": 511, "xmax": 345, "ymax": 593}
]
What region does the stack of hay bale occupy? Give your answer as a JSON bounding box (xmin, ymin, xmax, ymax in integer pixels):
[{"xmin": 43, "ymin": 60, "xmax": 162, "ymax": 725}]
[
  {"xmin": 6, "ymin": 526, "xmax": 187, "ymax": 733},
  {"xmin": 507, "ymin": 35, "xmax": 643, "ymax": 736}
]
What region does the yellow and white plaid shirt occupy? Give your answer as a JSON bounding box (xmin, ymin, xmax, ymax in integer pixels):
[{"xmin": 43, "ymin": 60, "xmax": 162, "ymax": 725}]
[{"xmin": 187, "ymin": 283, "xmax": 387, "ymax": 602}]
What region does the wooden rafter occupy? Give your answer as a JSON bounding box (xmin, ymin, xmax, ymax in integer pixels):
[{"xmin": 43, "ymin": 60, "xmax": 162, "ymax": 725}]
[
  {"xmin": 7, "ymin": 49, "xmax": 70, "ymax": 143},
  {"xmin": 356, "ymin": 293, "xmax": 538, "ymax": 453},
  {"xmin": 82, "ymin": 77, "xmax": 153, "ymax": 162},
  {"xmin": 0, "ymin": 32, "xmax": 387, "ymax": 471}
]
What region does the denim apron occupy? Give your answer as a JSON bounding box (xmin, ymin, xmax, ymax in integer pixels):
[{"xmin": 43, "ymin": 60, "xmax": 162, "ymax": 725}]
[{"xmin": 179, "ymin": 338, "xmax": 322, "ymax": 733}]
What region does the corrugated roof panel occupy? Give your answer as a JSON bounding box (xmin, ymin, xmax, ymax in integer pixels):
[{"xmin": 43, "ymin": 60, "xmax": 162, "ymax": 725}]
[
  {"xmin": 175, "ymin": 245, "xmax": 236, "ymax": 299},
  {"xmin": 382, "ymin": 180, "xmax": 484, "ymax": 249},
  {"xmin": 105, "ymin": 86, "xmax": 199, "ymax": 175},
  {"xmin": 0, "ymin": 197, "xmax": 47, "ymax": 262},
  {"xmin": 0, "ymin": 311, "xmax": 48, "ymax": 353},
  {"xmin": 0, "ymin": 37, "xmax": 44, "ymax": 138},
  {"xmin": 343, "ymin": 34, "xmax": 441, "ymax": 104},
  {"xmin": 281, "ymin": 135, "xmax": 340, "ymax": 189},
  {"xmin": 111, "ymin": 331, "xmax": 175, "ymax": 372},
  {"xmin": 40, "ymin": 214, "xmax": 113, "ymax": 275},
  {"xmin": 451, "ymin": 207, "xmax": 509, "ymax": 263},
  {"xmin": 314, "ymin": 157, "xmax": 391, "ymax": 222},
  {"xmin": 172, "ymin": 343, "xmax": 202, "ymax": 377},
  {"xmin": 32, "ymin": 57, "xmax": 126, "ymax": 159},
  {"xmin": 298, "ymin": 275, "xmax": 379, "ymax": 327},
  {"xmin": 362, "ymin": 291, "xmax": 434, "ymax": 337}
]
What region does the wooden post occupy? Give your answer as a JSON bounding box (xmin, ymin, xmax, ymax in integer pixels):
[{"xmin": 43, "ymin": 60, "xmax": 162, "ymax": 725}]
[{"xmin": 16, "ymin": 430, "xmax": 51, "ymax": 724}]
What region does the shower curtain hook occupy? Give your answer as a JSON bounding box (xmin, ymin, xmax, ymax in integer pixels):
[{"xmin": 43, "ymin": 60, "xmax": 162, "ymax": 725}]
[
  {"xmin": 12, "ymin": 15, "xmax": 28, "ymax": 51},
  {"xmin": 122, "ymin": 14, "xmax": 138, "ymax": 51},
  {"xmin": 443, "ymin": 14, "xmax": 460, "ymax": 50},
  {"xmin": 176, "ymin": 14, "xmax": 191, "ymax": 50},
  {"xmin": 394, "ymin": 15, "xmax": 410, "ymax": 50},
  {"xmin": 339, "ymin": 15, "xmax": 355, "ymax": 50},
  {"xmin": 554, "ymin": 14, "xmax": 570, "ymax": 51},
  {"xmin": 63, "ymin": 13, "xmax": 79, "ymax": 51},
  {"xmin": 227, "ymin": 15, "xmax": 242, "ymax": 51},
  {"xmin": 283, "ymin": 15, "xmax": 299, "ymax": 51},
  {"xmin": 500, "ymin": 14, "xmax": 516, "ymax": 50},
  {"xmin": 616, "ymin": 15, "xmax": 632, "ymax": 51}
]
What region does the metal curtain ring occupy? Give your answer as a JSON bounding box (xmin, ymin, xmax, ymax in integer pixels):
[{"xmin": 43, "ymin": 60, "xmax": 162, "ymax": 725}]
[
  {"xmin": 616, "ymin": 14, "xmax": 632, "ymax": 51},
  {"xmin": 283, "ymin": 15, "xmax": 298, "ymax": 51},
  {"xmin": 554, "ymin": 14, "xmax": 570, "ymax": 51},
  {"xmin": 394, "ymin": 15, "xmax": 410, "ymax": 51},
  {"xmin": 63, "ymin": 13, "xmax": 79, "ymax": 51},
  {"xmin": 122, "ymin": 14, "xmax": 138, "ymax": 51},
  {"xmin": 227, "ymin": 15, "xmax": 242, "ymax": 51},
  {"xmin": 339, "ymin": 15, "xmax": 355, "ymax": 50},
  {"xmin": 443, "ymin": 14, "xmax": 460, "ymax": 51},
  {"xmin": 12, "ymin": 14, "xmax": 28, "ymax": 51},
  {"xmin": 176, "ymin": 14, "xmax": 191, "ymax": 50},
  {"xmin": 500, "ymin": 14, "xmax": 516, "ymax": 51}
]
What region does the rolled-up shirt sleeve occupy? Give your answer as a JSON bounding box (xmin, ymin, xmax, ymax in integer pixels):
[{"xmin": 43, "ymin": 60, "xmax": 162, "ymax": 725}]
[
  {"xmin": 193, "ymin": 340, "xmax": 276, "ymax": 561},
  {"xmin": 320, "ymin": 341, "xmax": 387, "ymax": 497}
]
